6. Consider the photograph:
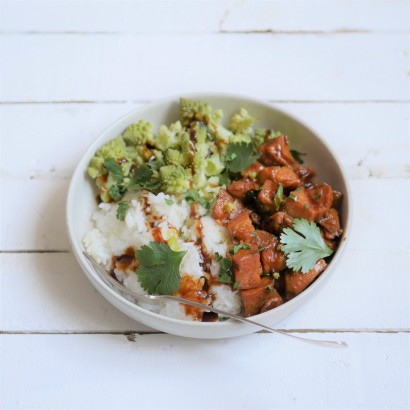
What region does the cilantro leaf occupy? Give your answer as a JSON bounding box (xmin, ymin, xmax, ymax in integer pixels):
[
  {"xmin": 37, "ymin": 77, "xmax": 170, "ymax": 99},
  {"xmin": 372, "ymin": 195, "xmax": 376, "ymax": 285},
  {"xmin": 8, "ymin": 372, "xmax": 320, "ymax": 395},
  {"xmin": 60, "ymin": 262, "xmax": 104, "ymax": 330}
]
[
  {"xmin": 184, "ymin": 189, "xmax": 207, "ymax": 207},
  {"xmin": 109, "ymin": 184, "xmax": 126, "ymax": 201},
  {"xmin": 116, "ymin": 201, "xmax": 130, "ymax": 221},
  {"xmin": 128, "ymin": 166, "xmax": 161, "ymax": 192},
  {"xmin": 274, "ymin": 184, "xmax": 284, "ymax": 211},
  {"xmin": 215, "ymin": 253, "xmax": 234, "ymax": 284},
  {"xmin": 280, "ymin": 218, "xmax": 333, "ymax": 274},
  {"xmin": 104, "ymin": 158, "xmax": 123, "ymax": 182},
  {"xmin": 135, "ymin": 242, "xmax": 187, "ymax": 295},
  {"xmin": 290, "ymin": 149, "xmax": 306, "ymax": 165},
  {"xmin": 226, "ymin": 143, "xmax": 261, "ymax": 173},
  {"xmin": 229, "ymin": 244, "xmax": 251, "ymax": 254}
]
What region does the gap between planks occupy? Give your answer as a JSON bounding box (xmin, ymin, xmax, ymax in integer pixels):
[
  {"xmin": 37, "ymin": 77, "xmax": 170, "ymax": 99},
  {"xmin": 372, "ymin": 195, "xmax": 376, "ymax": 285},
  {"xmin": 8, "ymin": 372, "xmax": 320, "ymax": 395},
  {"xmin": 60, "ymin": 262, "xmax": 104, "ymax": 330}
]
[
  {"xmin": 1, "ymin": 100, "xmax": 409, "ymax": 105},
  {"xmin": 1, "ymin": 329, "xmax": 409, "ymax": 336},
  {"xmin": 1, "ymin": 30, "xmax": 409, "ymax": 36}
]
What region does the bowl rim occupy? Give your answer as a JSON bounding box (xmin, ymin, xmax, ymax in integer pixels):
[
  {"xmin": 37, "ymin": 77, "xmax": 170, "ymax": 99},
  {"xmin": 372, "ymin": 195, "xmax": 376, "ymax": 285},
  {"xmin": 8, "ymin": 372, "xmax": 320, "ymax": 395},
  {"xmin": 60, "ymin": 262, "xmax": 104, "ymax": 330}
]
[{"xmin": 66, "ymin": 91, "xmax": 352, "ymax": 329}]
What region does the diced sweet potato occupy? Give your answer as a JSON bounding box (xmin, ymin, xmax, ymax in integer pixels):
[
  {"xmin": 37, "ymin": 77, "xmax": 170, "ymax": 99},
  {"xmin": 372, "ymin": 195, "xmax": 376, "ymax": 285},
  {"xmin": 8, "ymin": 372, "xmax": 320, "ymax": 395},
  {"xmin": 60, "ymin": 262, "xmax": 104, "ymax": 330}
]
[
  {"xmin": 284, "ymin": 187, "xmax": 316, "ymax": 221},
  {"xmin": 240, "ymin": 277, "xmax": 272, "ymax": 317},
  {"xmin": 257, "ymin": 166, "xmax": 300, "ymax": 188},
  {"xmin": 227, "ymin": 179, "xmax": 259, "ymax": 200},
  {"xmin": 255, "ymin": 230, "xmax": 287, "ymax": 273},
  {"xmin": 258, "ymin": 135, "xmax": 297, "ymax": 167},
  {"xmin": 212, "ymin": 189, "xmax": 244, "ymax": 224},
  {"xmin": 242, "ymin": 161, "xmax": 265, "ymax": 178},
  {"xmin": 318, "ymin": 208, "xmax": 343, "ymax": 239},
  {"xmin": 227, "ymin": 211, "xmax": 255, "ymax": 242},
  {"xmin": 296, "ymin": 165, "xmax": 316, "ymax": 183},
  {"xmin": 307, "ymin": 183, "xmax": 334, "ymax": 219},
  {"xmin": 265, "ymin": 212, "xmax": 293, "ymax": 235},
  {"xmin": 260, "ymin": 290, "xmax": 283, "ymax": 313},
  {"xmin": 285, "ymin": 183, "xmax": 334, "ymax": 222},
  {"xmin": 232, "ymin": 250, "xmax": 262, "ymax": 290},
  {"xmin": 258, "ymin": 180, "xmax": 277, "ymax": 206},
  {"xmin": 285, "ymin": 259, "xmax": 327, "ymax": 297}
]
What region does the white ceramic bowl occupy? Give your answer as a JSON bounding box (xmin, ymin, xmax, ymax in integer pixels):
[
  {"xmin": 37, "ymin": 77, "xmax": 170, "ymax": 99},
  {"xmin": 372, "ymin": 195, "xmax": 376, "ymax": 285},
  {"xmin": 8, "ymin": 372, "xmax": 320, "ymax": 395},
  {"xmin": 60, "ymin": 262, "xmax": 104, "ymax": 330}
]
[{"xmin": 66, "ymin": 92, "xmax": 351, "ymax": 339}]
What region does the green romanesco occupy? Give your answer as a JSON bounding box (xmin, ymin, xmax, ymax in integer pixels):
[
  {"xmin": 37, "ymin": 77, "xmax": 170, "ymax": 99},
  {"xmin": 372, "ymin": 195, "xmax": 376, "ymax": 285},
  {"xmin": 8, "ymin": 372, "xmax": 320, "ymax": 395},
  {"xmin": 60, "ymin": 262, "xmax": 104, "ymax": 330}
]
[
  {"xmin": 228, "ymin": 131, "xmax": 252, "ymax": 144},
  {"xmin": 205, "ymin": 154, "xmax": 225, "ymax": 176},
  {"xmin": 229, "ymin": 108, "xmax": 255, "ymax": 132},
  {"xmin": 253, "ymin": 128, "xmax": 267, "ymax": 147},
  {"xmin": 192, "ymin": 142, "xmax": 209, "ymax": 188},
  {"xmin": 165, "ymin": 148, "xmax": 189, "ymax": 167},
  {"xmin": 180, "ymin": 98, "xmax": 212, "ymax": 127},
  {"xmin": 87, "ymin": 136, "xmax": 128, "ymax": 179},
  {"xmin": 122, "ymin": 120, "xmax": 155, "ymax": 146},
  {"xmin": 207, "ymin": 109, "xmax": 232, "ymax": 145},
  {"xmin": 159, "ymin": 164, "xmax": 192, "ymax": 193},
  {"xmin": 156, "ymin": 121, "xmax": 182, "ymax": 150}
]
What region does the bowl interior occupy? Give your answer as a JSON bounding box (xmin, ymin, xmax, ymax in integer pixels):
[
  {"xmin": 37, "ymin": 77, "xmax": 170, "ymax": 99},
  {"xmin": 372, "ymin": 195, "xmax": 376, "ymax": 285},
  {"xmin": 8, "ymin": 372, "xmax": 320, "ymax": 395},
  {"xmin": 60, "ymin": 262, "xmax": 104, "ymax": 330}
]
[{"xmin": 67, "ymin": 93, "xmax": 350, "ymax": 337}]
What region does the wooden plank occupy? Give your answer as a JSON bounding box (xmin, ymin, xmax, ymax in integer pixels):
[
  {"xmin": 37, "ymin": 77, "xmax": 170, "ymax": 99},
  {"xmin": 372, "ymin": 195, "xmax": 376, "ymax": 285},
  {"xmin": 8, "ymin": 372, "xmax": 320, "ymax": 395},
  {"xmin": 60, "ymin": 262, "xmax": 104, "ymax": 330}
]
[
  {"xmin": 1, "ymin": 249, "xmax": 408, "ymax": 332},
  {"xmin": 1, "ymin": 333, "xmax": 409, "ymax": 409},
  {"xmin": 1, "ymin": 0, "xmax": 408, "ymax": 33},
  {"xmin": 1, "ymin": 178, "xmax": 409, "ymax": 252},
  {"xmin": 0, "ymin": 252, "xmax": 152, "ymax": 333},
  {"xmin": 1, "ymin": 102, "xmax": 408, "ymax": 179},
  {"xmin": 1, "ymin": 33, "xmax": 408, "ymax": 102}
]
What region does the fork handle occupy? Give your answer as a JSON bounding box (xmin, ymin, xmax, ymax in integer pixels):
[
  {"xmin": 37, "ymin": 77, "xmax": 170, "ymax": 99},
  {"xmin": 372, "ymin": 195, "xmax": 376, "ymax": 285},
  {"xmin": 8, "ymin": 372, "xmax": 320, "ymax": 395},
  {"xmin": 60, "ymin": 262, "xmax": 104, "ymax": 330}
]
[{"xmin": 154, "ymin": 295, "xmax": 347, "ymax": 348}]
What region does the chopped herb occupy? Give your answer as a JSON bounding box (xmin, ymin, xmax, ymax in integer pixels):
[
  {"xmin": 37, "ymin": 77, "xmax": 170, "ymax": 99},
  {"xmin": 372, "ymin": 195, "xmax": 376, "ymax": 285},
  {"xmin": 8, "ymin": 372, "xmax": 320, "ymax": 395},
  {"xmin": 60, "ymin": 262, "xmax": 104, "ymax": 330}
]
[
  {"xmin": 273, "ymin": 272, "xmax": 280, "ymax": 280},
  {"xmin": 289, "ymin": 193, "xmax": 298, "ymax": 202},
  {"xmin": 179, "ymin": 228, "xmax": 188, "ymax": 241},
  {"xmin": 253, "ymin": 246, "xmax": 267, "ymax": 253},
  {"xmin": 218, "ymin": 169, "xmax": 231, "ymax": 186},
  {"xmin": 218, "ymin": 316, "xmax": 230, "ymax": 322},
  {"xmin": 109, "ymin": 184, "xmax": 126, "ymax": 201},
  {"xmin": 215, "ymin": 253, "xmax": 234, "ymax": 284},
  {"xmin": 116, "ymin": 201, "xmax": 130, "ymax": 221},
  {"xmin": 185, "ymin": 189, "xmax": 207, "ymax": 207},
  {"xmin": 165, "ymin": 198, "xmax": 174, "ymax": 205},
  {"xmin": 128, "ymin": 166, "xmax": 161, "ymax": 192},
  {"xmin": 267, "ymin": 283, "xmax": 276, "ymax": 293},
  {"xmin": 226, "ymin": 142, "xmax": 261, "ymax": 173},
  {"xmin": 135, "ymin": 242, "xmax": 187, "ymax": 295},
  {"xmin": 280, "ymin": 218, "xmax": 333, "ymax": 274},
  {"xmin": 274, "ymin": 184, "xmax": 284, "ymax": 211},
  {"xmin": 229, "ymin": 244, "xmax": 251, "ymax": 254},
  {"xmin": 104, "ymin": 158, "xmax": 123, "ymax": 182},
  {"xmin": 233, "ymin": 281, "xmax": 240, "ymax": 290},
  {"xmin": 290, "ymin": 149, "xmax": 306, "ymax": 164},
  {"xmin": 313, "ymin": 193, "xmax": 322, "ymax": 200},
  {"xmin": 305, "ymin": 204, "xmax": 310, "ymax": 210}
]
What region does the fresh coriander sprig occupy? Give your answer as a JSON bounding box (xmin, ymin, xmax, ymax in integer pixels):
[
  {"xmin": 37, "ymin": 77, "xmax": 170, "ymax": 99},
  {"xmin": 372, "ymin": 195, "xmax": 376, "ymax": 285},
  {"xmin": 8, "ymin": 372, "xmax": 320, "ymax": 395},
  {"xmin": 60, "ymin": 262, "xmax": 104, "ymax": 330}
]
[
  {"xmin": 135, "ymin": 242, "xmax": 187, "ymax": 295},
  {"xmin": 280, "ymin": 218, "xmax": 333, "ymax": 273},
  {"xmin": 225, "ymin": 142, "xmax": 261, "ymax": 173}
]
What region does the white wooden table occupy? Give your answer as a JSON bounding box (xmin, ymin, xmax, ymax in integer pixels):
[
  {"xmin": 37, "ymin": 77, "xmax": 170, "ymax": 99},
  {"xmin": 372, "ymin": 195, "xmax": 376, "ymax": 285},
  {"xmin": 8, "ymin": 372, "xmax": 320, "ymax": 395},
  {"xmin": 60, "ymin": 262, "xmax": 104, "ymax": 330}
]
[{"xmin": 1, "ymin": 1, "xmax": 409, "ymax": 409}]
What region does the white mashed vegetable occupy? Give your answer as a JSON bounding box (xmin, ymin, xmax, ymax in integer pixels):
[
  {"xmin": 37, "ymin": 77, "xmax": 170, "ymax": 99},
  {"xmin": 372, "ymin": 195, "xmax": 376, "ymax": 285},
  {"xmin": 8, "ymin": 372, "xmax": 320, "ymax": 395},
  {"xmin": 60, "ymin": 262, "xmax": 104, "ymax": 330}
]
[{"xmin": 83, "ymin": 190, "xmax": 241, "ymax": 321}]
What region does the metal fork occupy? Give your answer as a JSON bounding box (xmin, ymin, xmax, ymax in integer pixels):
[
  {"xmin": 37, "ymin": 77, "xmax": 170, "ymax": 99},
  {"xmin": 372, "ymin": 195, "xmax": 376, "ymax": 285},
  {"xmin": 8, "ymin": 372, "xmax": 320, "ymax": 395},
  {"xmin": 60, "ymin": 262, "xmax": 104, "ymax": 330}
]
[{"xmin": 83, "ymin": 252, "xmax": 347, "ymax": 348}]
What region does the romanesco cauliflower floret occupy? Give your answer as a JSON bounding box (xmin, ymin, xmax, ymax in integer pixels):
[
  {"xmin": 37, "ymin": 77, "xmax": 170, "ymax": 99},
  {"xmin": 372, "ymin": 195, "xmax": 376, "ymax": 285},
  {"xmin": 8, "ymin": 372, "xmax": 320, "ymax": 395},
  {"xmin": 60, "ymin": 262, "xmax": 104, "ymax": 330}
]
[
  {"xmin": 159, "ymin": 164, "xmax": 191, "ymax": 193},
  {"xmin": 157, "ymin": 121, "xmax": 182, "ymax": 150},
  {"xmin": 205, "ymin": 154, "xmax": 225, "ymax": 176},
  {"xmin": 180, "ymin": 98, "xmax": 212, "ymax": 127},
  {"xmin": 165, "ymin": 148, "xmax": 189, "ymax": 166},
  {"xmin": 178, "ymin": 131, "xmax": 194, "ymax": 163},
  {"xmin": 253, "ymin": 128, "xmax": 267, "ymax": 147},
  {"xmin": 207, "ymin": 109, "xmax": 232, "ymax": 144},
  {"xmin": 229, "ymin": 108, "xmax": 255, "ymax": 132},
  {"xmin": 193, "ymin": 122, "xmax": 208, "ymax": 144},
  {"xmin": 87, "ymin": 136, "xmax": 128, "ymax": 179},
  {"xmin": 228, "ymin": 132, "xmax": 252, "ymax": 144},
  {"xmin": 122, "ymin": 120, "xmax": 155, "ymax": 146},
  {"xmin": 192, "ymin": 142, "xmax": 209, "ymax": 188}
]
